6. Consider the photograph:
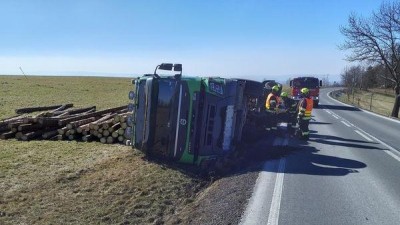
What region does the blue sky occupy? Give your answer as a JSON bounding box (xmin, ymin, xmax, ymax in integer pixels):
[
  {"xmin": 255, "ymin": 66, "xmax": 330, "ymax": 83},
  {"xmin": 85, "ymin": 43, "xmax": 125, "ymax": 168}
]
[{"xmin": 0, "ymin": 0, "xmax": 385, "ymax": 81}]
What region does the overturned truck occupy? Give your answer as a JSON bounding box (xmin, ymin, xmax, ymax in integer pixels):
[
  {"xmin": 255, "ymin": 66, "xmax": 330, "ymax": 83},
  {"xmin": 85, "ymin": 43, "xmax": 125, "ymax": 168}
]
[{"xmin": 127, "ymin": 63, "xmax": 266, "ymax": 168}]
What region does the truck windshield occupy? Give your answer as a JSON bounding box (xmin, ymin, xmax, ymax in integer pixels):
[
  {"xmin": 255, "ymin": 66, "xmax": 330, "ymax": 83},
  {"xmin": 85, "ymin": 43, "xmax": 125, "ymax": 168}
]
[
  {"xmin": 152, "ymin": 79, "xmax": 178, "ymax": 157},
  {"xmin": 293, "ymin": 78, "xmax": 319, "ymax": 88}
]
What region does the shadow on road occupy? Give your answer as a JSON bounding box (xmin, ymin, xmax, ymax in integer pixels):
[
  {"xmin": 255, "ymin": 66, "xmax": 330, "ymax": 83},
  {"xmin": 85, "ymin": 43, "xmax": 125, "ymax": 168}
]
[
  {"xmin": 309, "ymin": 121, "xmax": 332, "ymax": 125},
  {"xmin": 311, "ymin": 133, "xmax": 379, "ymax": 144},
  {"xmin": 318, "ymin": 104, "xmax": 360, "ymax": 111}
]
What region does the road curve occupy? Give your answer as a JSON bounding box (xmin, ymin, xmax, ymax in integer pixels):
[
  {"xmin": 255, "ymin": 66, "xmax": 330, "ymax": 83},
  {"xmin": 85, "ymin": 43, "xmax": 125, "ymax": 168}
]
[{"xmin": 240, "ymin": 88, "xmax": 400, "ymax": 225}]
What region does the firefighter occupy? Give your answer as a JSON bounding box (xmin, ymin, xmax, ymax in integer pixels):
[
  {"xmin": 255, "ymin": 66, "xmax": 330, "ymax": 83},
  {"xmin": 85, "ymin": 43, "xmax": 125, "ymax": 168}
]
[
  {"xmin": 265, "ymin": 85, "xmax": 280, "ymax": 132},
  {"xmin": 297, "ymin": 88, "xmax": 313, "ymax": 140},
  {"xmin": 280, "ymin": 92, "xmax": 298, "ymax": 134}
]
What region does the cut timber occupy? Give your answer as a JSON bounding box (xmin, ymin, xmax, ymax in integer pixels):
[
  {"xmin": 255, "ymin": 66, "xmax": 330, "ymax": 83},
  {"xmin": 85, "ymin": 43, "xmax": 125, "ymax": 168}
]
[
  {"xmin": 118, "ymin": 136, "xmax": 124, "ymax": 142},
  {"xmin": 58, "ymin": 106, "xmax": 126, "ymax": 126},
  {"xmin": 18, "ymin": 123, "xmax": 43, "ymax": 132},
  {"xmin": 77, "ymin": 124, "xmax": 90, "ymax": 133},
  {"xmin": 121, "ymin": 123, "xmax": 128, "ymax": 129},
  {"xmin": 89, "ymin": 113, "xmax": 115, "ymax": 130},
  {"xmin": 106, "ymin": 136, "xmax": 114, "ymax": 144},
  {"xmin": 100, "ymin": 137, "xmax": 107, "ymax": 144},
  {"xmin": 112, "ymin": 131, "xmax": 119, "ymax": 138},
  {"xmin": 21, "ymin": 130, "xmax": 46, "ymax": 141},
  {"xmin": 16, "ymin": 104, "xmax": 73, "ymax": 114},
  {"xmin": 42, "ymin": 130, "xmax": 59, "ymax": 139},
  {"xmin": 103, "ymin": 130, "xmax": 110, "ymax": 137},
  {"xmin": 68, "ymin": 135, "xmax": 75, "ymax": 141},
  {"xmin": 0, "ymin": 131, "xmax": 16, "ymax": 139},
  {"xmin": 58, "ymin": 127, "xmax": 68, "ymax": 135},
  {"xmin": 66, "ymin": 117, "xmax": 96, "ymax": 129},
  {"xmin": 82, "ymin": 135, "xmax": 93, "ymax": 142},
  {"xmin": 57, "ymin": 135, "xmax": 64, "ymax": 140}
]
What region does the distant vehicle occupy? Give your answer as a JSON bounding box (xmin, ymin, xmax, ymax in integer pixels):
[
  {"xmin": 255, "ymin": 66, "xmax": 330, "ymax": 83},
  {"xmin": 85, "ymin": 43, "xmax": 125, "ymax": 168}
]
[
  {"xmin": 290, "ymin": 76, "xmax": 322, "ymax": 107},
  {"xmin": 127, "ymin": 63, "xmax": 266, "ymax": 168}
]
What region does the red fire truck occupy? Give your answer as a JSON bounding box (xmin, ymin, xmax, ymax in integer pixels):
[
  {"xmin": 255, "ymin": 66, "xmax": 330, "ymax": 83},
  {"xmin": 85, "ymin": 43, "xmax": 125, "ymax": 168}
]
[{"xmin": 289, "ymin": 77, "xmax": 322, "ymax": 107}]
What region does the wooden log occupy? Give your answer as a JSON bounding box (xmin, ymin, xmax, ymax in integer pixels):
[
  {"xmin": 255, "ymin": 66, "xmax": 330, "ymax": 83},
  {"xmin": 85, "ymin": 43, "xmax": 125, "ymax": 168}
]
[
  {"xmin": 113, "ymin": 115, "xmax": 121, "ymax": 123},
  {"xmin": 108, "ymin": 123, "xmax": 121, "ymax": 132},
  {"xmin": 57, "ymin": 127, "xmax": 68, "ymax": 135},
  {"xmin": 42, "ymin": 130, "xmax": 59, "ymax": 139},
  {"xmin": 98, "ymin": 128, "xmax": 103, "ymax": 133},
  {"xmin": 50, "ymin": 104, "xmax": 74, "ymax": 113},
  {"xmin": 49, "ymin": 135, "xmax": 59, "ymax": 141},
  {"xmin": 58, "ymin": 106, "xmax": 126, "ymax": 126},
  {"xmin": 82, "ymin": 135, "xmax": 93, "ymax": 142},
  {"xmin": 119, "ymin": 113, "xmax": 131, "ymax": 123},
  {"xmin": 0, "ymin": 115, "xmax": 25, "ymax": 124},
  {"xmin": 112, "ymin": 131, "xmax": 119, "ymax": 138},
  {"xmin": 121, "ymin": 123, "xmax": 128, "ymax": 129},
  {"xmin": 77, "ymin": 124, "xmax": 90, "ymax": 133},
  {"xmin": 89, "ymin": 113, "xmax": 114, "ymax": 129},
  {"xmin": 57, "ymin": 134, "xmax": 64, "ymax": 140},
  {"xmin": 0, "ymin": 131, "xmax": 16, "ymax": 139},
  {"xmin": 15, "ymin": 132, "xmax": 24, "ymax": 140},
  {"xmin": 8, "ymin": 121, "xmax": 26, "ymax": 129},
  {"xmin": 92, "ymin": 130, "xmax": 99, "ymax": 136},
  {"xmin": 97, "ymin": 133, "xmax": 103, "ymax": 138},
  {"xmin": 69, "ymin": 129, "xmax": 76, "ymax": 135},
  {"xmin": 102, "ymin": 130, "xmax": 110, "ymax": 137},
  {"xmin": 21, "ymin": 130, "xmax": 46, "ymax": 141},
  {"xmin": 11, "ymin": 128, "xmax": 18, "ymax": 133},
  {"xmin": 118, "ymin": 136, "xmax": 124, "ymax": 142},
  {"xmin": 18, "ymin": 123, "xmax": 43, "ymax": 132},
  {"xmin": 66, "ymin": 117, "xmax": 96, "ymax": 129},
  {"xmin": 66, "ymin": 106, "xmax": 96, "ymax": 115},
  {"xmin": 82, "ymin": 130, "xmax": 89, "ymax": 136},
  {"xmin": 100, "ymin": 137, "xmax": 107, "ymax": 144},
  {"xmin": 106, "ymin": 136, "xmax": 114, "ymax": 144},
  {"xmin": 118, "ymin": 128, "xmax": 125, "ymax": 135},
  {"xmin": 15, "ymin": 104, "xmax": 73, "ymax": 114},
  {"xmin": 68, "ymin": 135, "xmax": 75, "ymax": 141},
  {"xmin": 0, "ymin": 126, "xmax": 10, "ymax": 133}
]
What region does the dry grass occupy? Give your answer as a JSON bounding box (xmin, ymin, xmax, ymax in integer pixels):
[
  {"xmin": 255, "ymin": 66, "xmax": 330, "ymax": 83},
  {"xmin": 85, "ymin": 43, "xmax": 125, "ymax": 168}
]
[
  {"xmin": 0, "ymin": 75, "xmax": 205, "ymax": 225},
  {"xmin": 336, "ymin": 89, "xmax": 395, "ymax": 116}
]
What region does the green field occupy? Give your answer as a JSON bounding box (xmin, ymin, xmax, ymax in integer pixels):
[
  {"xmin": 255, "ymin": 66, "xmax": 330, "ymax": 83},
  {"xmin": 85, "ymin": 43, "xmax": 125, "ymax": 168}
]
[{"xmin": 0, "ymin": 76, "xmax": 204, "ymax": 225}]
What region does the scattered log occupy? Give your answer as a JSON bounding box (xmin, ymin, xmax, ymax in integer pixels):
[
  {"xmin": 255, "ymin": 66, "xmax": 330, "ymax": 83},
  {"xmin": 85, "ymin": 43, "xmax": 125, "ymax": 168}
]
[
  {"xmin": 82, "ymin": 135, "xmax": 93, "ymax": 142},
  {"xmin": 0, "ymin": 131, "xmax": 16, "ymax": 139},
  {"xmin": 15, "ymin": 104, "xmax": 73, "ymax": 114},
  {"xmin": 21, "ymin": 130, "xmax": 46, "ymax": 141},
  {"xmin": 66, "ymin": 117, "xmax": 96, "ymax": 129},
  {"xmin": 106, "ymin": 136, "xmax": 114, "ymax": 144},
  {"xmin": 42, "ymin": 130, "xmax": 59, "ymax": 139},
  {"xmin": 18, "ymin": 123, "xmax": 43, "ymax": 132}
]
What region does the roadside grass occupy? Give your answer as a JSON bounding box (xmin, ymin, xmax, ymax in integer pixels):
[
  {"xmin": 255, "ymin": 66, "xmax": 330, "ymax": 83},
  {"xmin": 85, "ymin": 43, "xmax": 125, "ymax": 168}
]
[
  {"xmin": 0, "ymin": 75, "xmax": 205, "ymax": 225},
  {"xmin": 335, "ymin": 89, "xmax": 395, "ymax": 116}
]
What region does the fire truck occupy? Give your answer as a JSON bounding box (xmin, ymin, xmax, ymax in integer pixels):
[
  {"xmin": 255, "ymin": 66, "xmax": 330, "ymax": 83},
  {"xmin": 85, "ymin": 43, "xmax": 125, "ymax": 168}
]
[
  {"xmin": 289, "ymin": 76, "xmax": 322, "ymax": 107},
  {"xmin": 127, "ymin": 63, "xmax": 267, "ymax": 168}
]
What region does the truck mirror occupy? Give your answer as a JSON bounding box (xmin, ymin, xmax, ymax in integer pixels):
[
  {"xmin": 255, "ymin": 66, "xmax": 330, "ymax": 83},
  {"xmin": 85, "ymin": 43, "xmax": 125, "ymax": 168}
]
[
  {"xmin": 158, "ymin": 63, "xmax": 173, "ymax": 71},
  {"xmin": 128, "ymin": 91, "xmax": 136, "ymax": 100},
  {"xmin": 320, "ymin": 80, "xmax": 323, "ymax": 86},
  {"xmin": 173, "ymin": 64, "xmax": 182, "ymax": 72}
]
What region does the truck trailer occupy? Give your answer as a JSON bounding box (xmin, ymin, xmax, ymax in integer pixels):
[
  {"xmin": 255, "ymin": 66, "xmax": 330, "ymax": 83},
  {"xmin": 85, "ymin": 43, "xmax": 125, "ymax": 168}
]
[{"xmin": 127, "ymin": 63, "xmax": 266, "ymax": 168}]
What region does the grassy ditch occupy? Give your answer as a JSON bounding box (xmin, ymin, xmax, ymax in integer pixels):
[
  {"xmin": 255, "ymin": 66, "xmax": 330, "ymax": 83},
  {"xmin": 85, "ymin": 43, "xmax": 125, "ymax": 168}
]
[
  {"xmin": 0, "ymin": 75, "xmax": 207, "ymax": 225},
  {"xmin": 332, "ymin": 89, "xmax": 396, "ymax": 116}
]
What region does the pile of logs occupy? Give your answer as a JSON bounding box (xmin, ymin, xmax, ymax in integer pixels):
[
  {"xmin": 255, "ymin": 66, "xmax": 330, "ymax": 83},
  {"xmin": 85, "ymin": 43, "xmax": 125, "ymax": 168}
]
[{"xmin": 0, "ymin": 104, "xmax": 131, "ymax": 145}]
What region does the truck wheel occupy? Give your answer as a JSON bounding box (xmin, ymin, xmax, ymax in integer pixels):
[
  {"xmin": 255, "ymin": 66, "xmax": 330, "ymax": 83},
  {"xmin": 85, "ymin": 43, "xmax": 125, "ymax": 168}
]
[{"xmin": 313, "ymin": 100, "xmax": 319, "ymax": 108}]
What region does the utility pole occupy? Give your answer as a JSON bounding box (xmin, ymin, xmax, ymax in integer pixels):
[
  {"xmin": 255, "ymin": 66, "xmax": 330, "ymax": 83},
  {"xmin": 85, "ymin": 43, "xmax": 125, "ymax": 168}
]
[{"xmin": 19, "ymin": 67, "xmax": 28, "ymax": 80}]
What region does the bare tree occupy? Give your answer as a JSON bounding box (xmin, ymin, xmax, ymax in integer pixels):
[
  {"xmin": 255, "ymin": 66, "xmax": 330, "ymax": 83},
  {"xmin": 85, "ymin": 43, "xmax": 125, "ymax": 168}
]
[{"xmin": 340, "ymin": 1, "xmax": 400, "ymax": 117}]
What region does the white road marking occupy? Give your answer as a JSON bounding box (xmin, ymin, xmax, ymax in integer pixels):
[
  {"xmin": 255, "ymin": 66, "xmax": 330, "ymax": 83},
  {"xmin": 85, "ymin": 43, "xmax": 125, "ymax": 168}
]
[
  {"xmin": 341, "ymin": 121, "xmax": 352, "ymax": 127},
  {"xmin": 332, "ymin": 115, "xmax": 339, "ymax": 119},
  {"xmin": 352, "ymin": 125, "xmax": 400, "ymax": 162},
  {"xmin": 324, "ymin": 109, "xmax": 332, "ymax": 114},
  {"xmin": 267, "ymin": 158, "xmax": 286, "ymax": 225},
  {"xmin": 355, "ymin": 130, "xmax": 373, "ymax": 141}
]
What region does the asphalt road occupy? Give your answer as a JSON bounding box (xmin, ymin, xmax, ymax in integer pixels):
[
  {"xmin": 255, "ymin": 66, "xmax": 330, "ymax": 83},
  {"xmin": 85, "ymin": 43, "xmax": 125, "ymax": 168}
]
[{"xmin": 241, "ymin": 88, "xmax": 400, "ymax": 225}]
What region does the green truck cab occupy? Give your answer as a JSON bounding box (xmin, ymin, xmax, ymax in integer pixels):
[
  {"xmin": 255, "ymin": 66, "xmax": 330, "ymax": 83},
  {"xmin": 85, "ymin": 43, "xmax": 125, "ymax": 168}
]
[{"xmin": 127, "ymin": 63, "xmax": 264, "ymax": 167}]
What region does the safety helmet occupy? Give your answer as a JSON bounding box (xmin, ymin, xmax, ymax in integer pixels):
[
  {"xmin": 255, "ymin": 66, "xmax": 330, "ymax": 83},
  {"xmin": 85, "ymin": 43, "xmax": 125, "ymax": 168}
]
[
  {"xmin": 281, "ymin": 92, "xmax": 288, "ymax": 98},
  {"xmin": 300, "ymin": 88, "xmax": 309, "ymax": 95},
  {"xmin": 272, "ymin": 85, "xmax": 279, "ymax": 92}
]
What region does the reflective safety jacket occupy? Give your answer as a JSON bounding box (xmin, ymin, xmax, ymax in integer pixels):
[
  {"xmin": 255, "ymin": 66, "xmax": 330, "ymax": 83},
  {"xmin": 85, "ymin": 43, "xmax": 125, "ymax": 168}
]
[
  {"xmin": 282, "ymin": 98, "xmax": 298, "ymax": 114},
  {"xmin": 298, "ymin": 97, "xmax": 313, "ymax": 120},
  {"xmin": 266, "ymin": 93, "xmax": 280, "ymax": 110}
]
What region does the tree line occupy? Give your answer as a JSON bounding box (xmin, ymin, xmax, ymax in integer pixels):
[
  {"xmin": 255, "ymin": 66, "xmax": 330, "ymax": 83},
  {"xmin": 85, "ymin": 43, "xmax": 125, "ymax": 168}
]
[{"xmin": 340, "ymin": 1, "xmax": 400, "ymax": 118}]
